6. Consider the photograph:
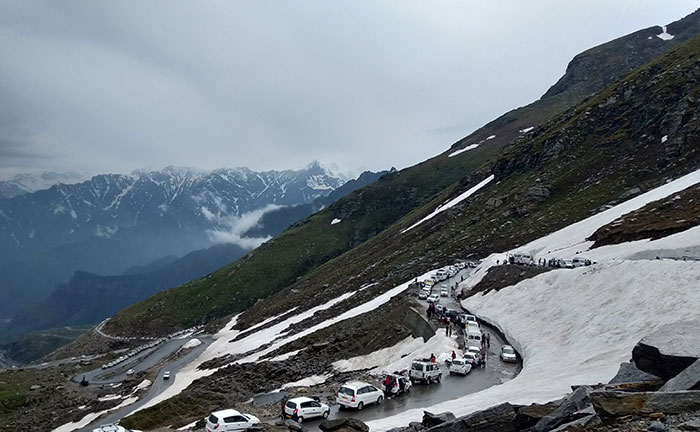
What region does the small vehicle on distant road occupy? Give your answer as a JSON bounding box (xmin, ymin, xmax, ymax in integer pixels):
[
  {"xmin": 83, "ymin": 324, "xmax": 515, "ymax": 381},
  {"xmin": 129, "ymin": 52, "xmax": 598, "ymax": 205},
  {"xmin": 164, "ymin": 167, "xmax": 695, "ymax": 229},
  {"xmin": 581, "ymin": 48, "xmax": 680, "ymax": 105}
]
[
  {"xmin": 427, "ymin": 294, "xmax": 440, "ymax": 304},
  {"xmin": 163, "ymin": 371, "xmax": 171, "ymax": 380},
  {"xmin": 418, "ymin": 289, "xmax": 429, "ymax": 300},
  {"xmin": 501, "ymin": 345, "xmax": 517, "ymax": 363},
  {"xmin": 126, "ymin": 369, "xmax": 135, "ymax": 376}
]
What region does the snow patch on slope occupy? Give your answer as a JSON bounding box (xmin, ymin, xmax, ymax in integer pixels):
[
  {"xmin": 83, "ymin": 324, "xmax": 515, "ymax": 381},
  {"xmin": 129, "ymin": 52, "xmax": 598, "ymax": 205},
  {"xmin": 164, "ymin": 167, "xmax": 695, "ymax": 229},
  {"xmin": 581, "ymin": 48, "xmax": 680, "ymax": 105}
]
[
  {"xmin": 402, "ymin": 175, "xmax": 495, "ymax": 233},
  {"xmin": 447, "ymin": 144, "xmax": 480, "ymax": 158},
  {"xmin": 657, "ymin": 25, "xmax": 674, "ymax": 40},
  {"xmin": 334, "ymin": 334, "xmax": 459, "ymax": 374}
]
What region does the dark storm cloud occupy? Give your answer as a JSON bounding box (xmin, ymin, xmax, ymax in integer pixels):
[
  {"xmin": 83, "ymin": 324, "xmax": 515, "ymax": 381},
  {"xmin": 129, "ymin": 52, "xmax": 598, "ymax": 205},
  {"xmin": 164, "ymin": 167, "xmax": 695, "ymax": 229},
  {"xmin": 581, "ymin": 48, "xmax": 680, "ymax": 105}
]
[{"xmin": 0, "ymin": 1, "xmax": 697, "ymax": 177}]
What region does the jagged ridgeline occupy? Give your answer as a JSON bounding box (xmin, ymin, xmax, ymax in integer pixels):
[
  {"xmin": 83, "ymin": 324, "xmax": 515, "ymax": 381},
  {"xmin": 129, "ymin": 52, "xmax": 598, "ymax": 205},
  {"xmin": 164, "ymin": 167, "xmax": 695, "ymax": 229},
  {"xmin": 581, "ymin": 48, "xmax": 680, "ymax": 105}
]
[{"xmin": 107, "ymin": 26, "xmax": 700, "ymax": 337}]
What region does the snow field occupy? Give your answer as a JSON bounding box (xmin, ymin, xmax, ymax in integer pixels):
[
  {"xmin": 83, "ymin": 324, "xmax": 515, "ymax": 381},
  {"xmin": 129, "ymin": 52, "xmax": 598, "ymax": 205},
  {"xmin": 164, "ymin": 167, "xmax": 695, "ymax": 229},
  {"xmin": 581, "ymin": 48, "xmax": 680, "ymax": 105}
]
[
  {"xmin": 333, "ymin": 334, "xmax": 459, "ymax": 375},
  {"xmin": 52, "ymin": 397, "xmax": 139, "ymax": 432},
  {"xmin": 369, "ymin": 260, "xmax": 700, "ymax": 430},
  {"xmin": 402, "ymin": 175, "xmax": 495, "ymax": 233},
  {"xmin": 459, "ymin": 167, "xmax": 700, "ymax": 292}
]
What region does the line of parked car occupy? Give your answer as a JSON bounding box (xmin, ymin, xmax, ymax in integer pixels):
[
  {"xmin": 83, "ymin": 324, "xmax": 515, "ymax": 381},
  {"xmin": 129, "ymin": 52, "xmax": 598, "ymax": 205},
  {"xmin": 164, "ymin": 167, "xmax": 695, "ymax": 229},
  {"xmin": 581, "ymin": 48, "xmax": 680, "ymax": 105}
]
[{"xmin": 101, "ymin": 338, "xmax": 167, "ymax": 370}]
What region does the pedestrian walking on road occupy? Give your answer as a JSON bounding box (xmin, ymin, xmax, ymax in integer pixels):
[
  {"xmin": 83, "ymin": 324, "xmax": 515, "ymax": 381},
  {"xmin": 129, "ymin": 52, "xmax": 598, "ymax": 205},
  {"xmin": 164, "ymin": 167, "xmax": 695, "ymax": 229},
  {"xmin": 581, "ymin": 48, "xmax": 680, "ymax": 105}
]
[
  {"xmin": 452, "ymin": 350, "xmax": 457, "ymax": 360},
  {"xmin": 481, "ymin": 352, "xmax": 487, "ymax": 369},
  {"xmin": 486, "ymin": 333, "xmax": 491, "ymax": 348}
]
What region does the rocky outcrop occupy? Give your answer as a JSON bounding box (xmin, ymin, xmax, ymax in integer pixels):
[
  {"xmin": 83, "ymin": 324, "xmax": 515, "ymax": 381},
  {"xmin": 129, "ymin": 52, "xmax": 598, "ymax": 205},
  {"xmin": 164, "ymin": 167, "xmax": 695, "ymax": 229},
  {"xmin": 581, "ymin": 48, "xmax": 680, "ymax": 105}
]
[
  {"xmin": 534, "ymin": 386, "xmax": 594, "ymax": 431},
  {"xmin": 632, "ymin": 320, "xmax": 700, "ymax": 379},
  {"xmin": 319, "ymin": 418, "xmax": 369, "ymax": 432},
  {"xmin": 661, "ymin": 359, "xmax": 700, "ymax": 392},
  {"xmin": 591, "ymin": 390, "xmax": 700, "ymax": 416},
  {"xmin": 609, "ymin": 361, "xmax": 663, "ymax": 385},
  {"xmin": 425, "ymin": 403, "xmax": 519, "ymax": 432},
  {"xmin": 421, "ymin": 411, "xmax": 456, "ymax": 428}
]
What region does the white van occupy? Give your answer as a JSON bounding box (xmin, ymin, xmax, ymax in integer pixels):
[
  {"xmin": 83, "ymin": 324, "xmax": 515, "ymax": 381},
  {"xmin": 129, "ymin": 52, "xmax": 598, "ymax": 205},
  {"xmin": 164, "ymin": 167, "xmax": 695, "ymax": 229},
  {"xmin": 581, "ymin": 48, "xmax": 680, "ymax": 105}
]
[
  {"xmin": 409, "ymin": 359, "xmax": 442, "ymax": 384},
  {"xmin": 467, "ymin": 329, "xmax": 482, "ymax": 345},
  {"xmin": 572, "ymin": 257, "xmax": 590, "ymax": 267},
  {"xmin": 511, "ymin": 252, "xmax": 534, "ymax": 265}
]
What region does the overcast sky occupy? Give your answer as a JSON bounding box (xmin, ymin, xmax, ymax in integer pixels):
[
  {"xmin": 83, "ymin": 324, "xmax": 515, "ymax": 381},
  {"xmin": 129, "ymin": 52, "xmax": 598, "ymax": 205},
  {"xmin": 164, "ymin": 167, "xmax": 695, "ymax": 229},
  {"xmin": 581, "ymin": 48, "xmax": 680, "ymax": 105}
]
[{"xmin": 0, "ymin": 1, "xmax": 697, "ymax": 178}]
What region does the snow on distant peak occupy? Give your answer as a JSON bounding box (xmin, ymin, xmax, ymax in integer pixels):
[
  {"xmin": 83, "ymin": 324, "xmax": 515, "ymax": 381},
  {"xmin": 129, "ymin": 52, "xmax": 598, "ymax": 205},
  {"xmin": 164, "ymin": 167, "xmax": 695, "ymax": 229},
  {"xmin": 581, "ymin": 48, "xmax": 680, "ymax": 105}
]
[
  {"xmin": 486, "ymin": 135, "xmax": 496, "ymax": 140},
  {"xmin": 657, "ymin": 25, "xmax": 674, "ymax": 41},
  {"xmin": 519, "ymin": 127, "xmax": 534, "ymax": 134},
  {"xmin": 661, "ymin": 135, "xmax": 669, "ymax": 143},
  {"xmin": 306, "ymin": 175, "xmax": 334, "ymax": 190},
  {"xmin": 448, "ymin": 144, "xmax": 480, "ymax": 158},
  {"xmin": 331, "ymin": 218, "xmax": 342, "ymax": 225}
]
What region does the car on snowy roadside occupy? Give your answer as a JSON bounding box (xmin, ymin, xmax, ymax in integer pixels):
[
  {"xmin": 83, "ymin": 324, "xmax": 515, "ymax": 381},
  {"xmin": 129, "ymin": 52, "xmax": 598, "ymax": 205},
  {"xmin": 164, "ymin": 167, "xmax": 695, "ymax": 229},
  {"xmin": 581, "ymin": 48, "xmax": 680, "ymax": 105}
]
[
  {"xmin": 283, "ymin": 397, "xmax": 330, "ymax": 423},
  {"xmin": 337, "ymin": 382, "xmax": 383, "ymax": 410},
  {"xmin": 557, "ymin": 259, "xmax": 574, "ymax": 268},
  {"xmin": 501, "ymin": 345, "xmax": 517, "ymax": 363},
  {"xmin": 427, "ymin": 294, "xmax": 440, "ymax": 304},
  {"xmin": 163, "ymin": 371, "xmax": 170, "ymax": 380},
  {"xmin": 205, "ymin": 409, "xmax": 260, "ymax": 432},
  {"xmin": 126, "ymin": 369, "xmax": 135, "ymax": 376},
  {"xmin": 418, "ymin": 289, "xmax": 429, "ymax": 300},
  {"xmin": 91, "ymin": 424, "xmax": 142, "ymax": 432},
  {"xmin": 448, "ymin": 358, "xmax": 472, "ymax": 375},
  {"xmin": 440, "ymin": 287, "xmax": 448, "ymax": 297}
]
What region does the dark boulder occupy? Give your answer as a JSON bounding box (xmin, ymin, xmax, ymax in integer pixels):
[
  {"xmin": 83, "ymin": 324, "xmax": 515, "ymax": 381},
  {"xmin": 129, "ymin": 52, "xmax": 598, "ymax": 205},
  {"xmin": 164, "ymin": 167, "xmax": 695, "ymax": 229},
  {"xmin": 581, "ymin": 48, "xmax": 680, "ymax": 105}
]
[
  {"xmin": 632, "ymin": 320, "xmax": 700, "ymax": 380},
  {"xmin": 319, "ymin": 418, "xmax": 369, "ymax": 432},
  {"xmin": 426, "ymin": 403, "xmax": 519, "ymax": 432},
  {"xmin": 515, "ymin": 402, "xmax": 559, "ymax": 429},
  {"xmin": 550, "ymin": 413, "xmax": 601, "ymax": 431},
  {"xmin": 421, "ymin": 411, "xmax": 456, "ymax": 428},
  {"xmin": 284, "ymin": 419, "xmax": 306, "ymax": 432},
  {"xmin": 661, "ymin": 359, "xmax": 700, "ymax": 392},
  {"xmin": 609, "ymin": 361, "xmax": 663, "ymax": 384},
  {"xmin": 534, "ymin": 386, "xmax": 593, "ymax": 432}
]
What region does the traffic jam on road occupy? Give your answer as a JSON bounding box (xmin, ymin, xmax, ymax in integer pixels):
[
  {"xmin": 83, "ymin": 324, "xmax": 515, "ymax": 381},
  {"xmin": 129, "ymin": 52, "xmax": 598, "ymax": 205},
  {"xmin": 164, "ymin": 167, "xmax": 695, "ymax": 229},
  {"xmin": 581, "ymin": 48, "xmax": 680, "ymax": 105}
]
[{"xmin": 197, "ymin": 262, "xmax": 521, "ymax": 430}]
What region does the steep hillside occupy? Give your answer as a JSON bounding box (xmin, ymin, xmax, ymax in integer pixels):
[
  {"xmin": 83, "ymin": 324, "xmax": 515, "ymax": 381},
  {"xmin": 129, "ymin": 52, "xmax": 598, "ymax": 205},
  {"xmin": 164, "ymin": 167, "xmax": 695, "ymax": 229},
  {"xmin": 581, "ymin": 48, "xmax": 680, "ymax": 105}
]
[
  {"xmin": 106, "ymin": 15, "xmax": 700, "ymax": 338},
  {"xmin": 446, "ymin": 8, "xmax": 700, "ymax": 157}
]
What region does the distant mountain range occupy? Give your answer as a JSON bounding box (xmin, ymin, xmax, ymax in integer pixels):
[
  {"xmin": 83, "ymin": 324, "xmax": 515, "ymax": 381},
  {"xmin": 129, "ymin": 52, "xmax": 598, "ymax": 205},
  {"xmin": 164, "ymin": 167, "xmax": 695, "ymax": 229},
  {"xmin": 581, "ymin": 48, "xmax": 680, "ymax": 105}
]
[
  {"xmin": 0, "ymin": 162, "xmax": 346, "ymax": 325},
  {"xmin": 0, "ymin": 165, "xmax": 390, "ymax": 348},
  {"xmin": 0, "ymin": 171, "xmax": 87, "ymax": 199}
]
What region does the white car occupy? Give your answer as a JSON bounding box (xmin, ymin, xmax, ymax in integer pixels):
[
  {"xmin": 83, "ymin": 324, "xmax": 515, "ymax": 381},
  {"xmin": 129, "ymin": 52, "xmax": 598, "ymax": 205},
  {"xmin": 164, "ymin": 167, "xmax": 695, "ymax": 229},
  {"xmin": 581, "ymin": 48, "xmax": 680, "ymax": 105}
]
[
  {"xmin": 440, "ymin": 287, "xmax": 448, "ymax": 297},
  {"xmin": 467, "ymin": 345, "xmax": 482, "ymax": 360},
  {"xmin": 337, "ymin": 382, "xmax": 383, "ymax": 410},
  {"xmin": 126, "ymin": 369, "xmax": 135, "ymax": 376},
  {"xmin": 283, "ymin": 397, "xmax": 330, "ymax": 423},
  {"xmin": 501, "ymin": 345, "xmax": 517, "ymax": 363},
  {"xmin": 463, "ymin": 352, "xmax": 479, "ymax": 367},
  {"xmin": 163, "ymin": 371, "xmax": 171, "ymax": 380},
  {"xmin": 448, "ymin": 358, "xmax": 472, "ymax": 375},
  {"xmin": 427, "ymin": 294, "xmax": 440, "ymax": 304},
  {"xmin": 205, "ymin": 409, "xmax": 260, "ymax": 432},
  {"xmin": 418, "ymin": 288, "xmax": 430, "ymax": 300},
  {"xmin": 91, "ymin": 425, "xmax": 141, "ymax": 432}
]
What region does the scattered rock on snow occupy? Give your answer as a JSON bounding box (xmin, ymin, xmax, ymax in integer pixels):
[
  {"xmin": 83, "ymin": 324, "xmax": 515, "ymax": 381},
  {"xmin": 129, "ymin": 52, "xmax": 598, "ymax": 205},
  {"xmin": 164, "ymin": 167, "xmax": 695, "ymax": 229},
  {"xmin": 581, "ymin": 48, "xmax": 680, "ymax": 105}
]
[
  {"xmin": 660, "ymin": 359, "xmax": 700, "ymax": 392},
  {"xmin": 632, "ymin": 320, "xmax": 700, "ymax": 379}
]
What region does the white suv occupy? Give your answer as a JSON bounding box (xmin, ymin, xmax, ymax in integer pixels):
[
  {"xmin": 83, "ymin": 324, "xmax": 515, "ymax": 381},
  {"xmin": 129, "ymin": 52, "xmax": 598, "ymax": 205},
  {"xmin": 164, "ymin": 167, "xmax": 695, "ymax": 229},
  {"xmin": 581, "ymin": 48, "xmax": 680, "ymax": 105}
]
[
  {"xmin": 205, "ymin": 409, "xmax": 260, "ymax": 432},
  {"xmin": 337, "ymin": 382, "xmax": 383, "ymax": 410},
  {"xmin": 409, "ymin": 359, "xmax": 442, "ymax": 384},
  {"xmin": 283, "ymin": 397, "xmax": 330, "ymax": 423}
]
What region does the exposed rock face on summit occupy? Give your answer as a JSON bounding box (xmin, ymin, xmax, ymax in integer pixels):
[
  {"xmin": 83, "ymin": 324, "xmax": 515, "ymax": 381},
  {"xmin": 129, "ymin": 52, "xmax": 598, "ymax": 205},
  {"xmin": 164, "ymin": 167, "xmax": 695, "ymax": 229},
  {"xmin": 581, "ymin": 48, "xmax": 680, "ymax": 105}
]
[{"xmin": 633, "ymin": 320, "xmax": 700, "ymax": 380}]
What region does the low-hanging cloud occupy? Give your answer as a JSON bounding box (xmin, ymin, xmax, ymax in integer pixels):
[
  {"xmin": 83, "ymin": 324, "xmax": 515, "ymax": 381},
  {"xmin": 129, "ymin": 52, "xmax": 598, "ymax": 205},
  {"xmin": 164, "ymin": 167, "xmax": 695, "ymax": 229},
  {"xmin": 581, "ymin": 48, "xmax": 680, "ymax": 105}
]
[{"xmin": 206, "ymin": 204, "xmax": 283, "ymax": 249}]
